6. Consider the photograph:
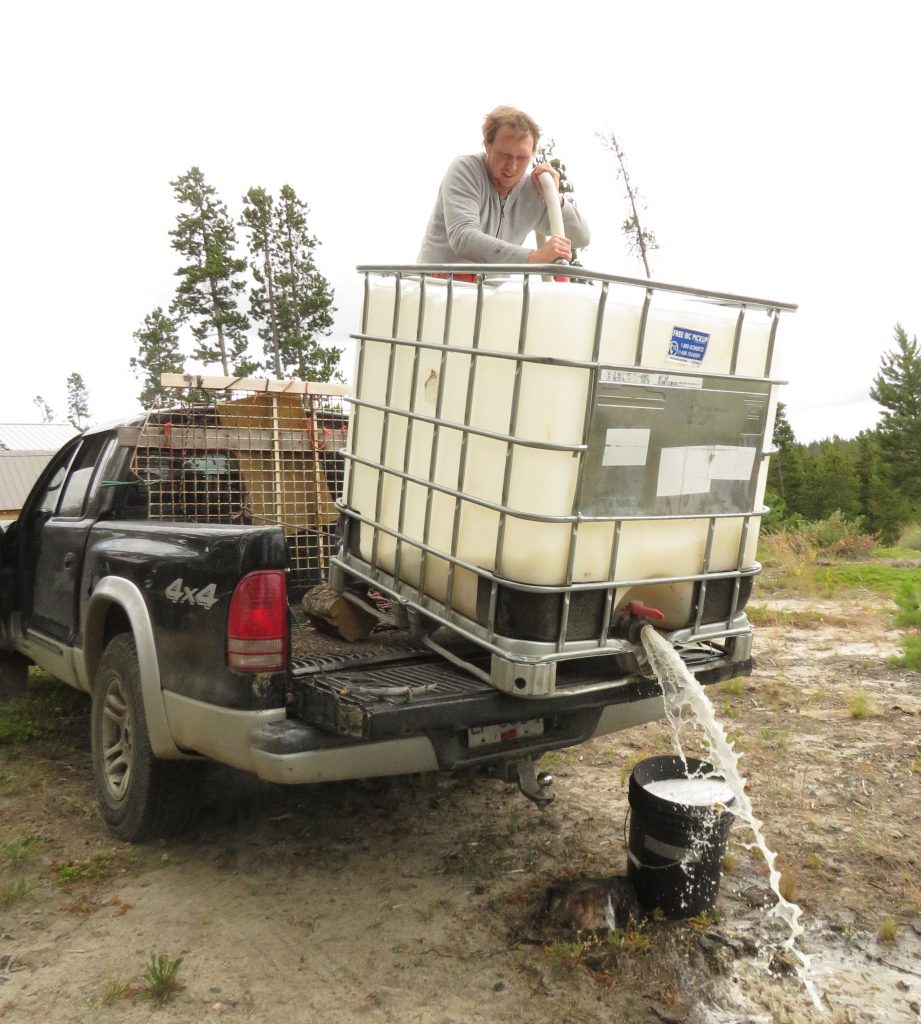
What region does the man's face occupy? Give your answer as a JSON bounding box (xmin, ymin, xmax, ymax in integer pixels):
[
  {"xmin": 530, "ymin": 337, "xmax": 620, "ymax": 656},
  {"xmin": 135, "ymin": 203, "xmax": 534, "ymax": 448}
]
[{"xmin": 484, "ymin": 126, "xmax": 535, "ymax": 197}]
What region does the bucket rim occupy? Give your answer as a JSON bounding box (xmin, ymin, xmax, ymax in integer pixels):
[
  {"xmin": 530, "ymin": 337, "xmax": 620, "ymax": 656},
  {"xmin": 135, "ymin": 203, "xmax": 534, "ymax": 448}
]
[{"xmin": 628, "ymin": 755, "xmax": 736, "ymax": 813}]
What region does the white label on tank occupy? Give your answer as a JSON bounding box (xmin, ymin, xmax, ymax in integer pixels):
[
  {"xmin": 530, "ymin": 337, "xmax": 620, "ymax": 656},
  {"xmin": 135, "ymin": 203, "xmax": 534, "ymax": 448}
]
[
  {"xmin": 602, "ymin": 427, "xmax": 650, "ymax": 466},
  {"xmin": 600, "ymin": 369, "xmax": 702, "ymax": 389},
  {"xmin": 709, "ymin": 445, "xmax": 757, "ymax": 481},
  {"xmin": 657, "ymin": 445, "xmax": 757, "ymax": 496}
]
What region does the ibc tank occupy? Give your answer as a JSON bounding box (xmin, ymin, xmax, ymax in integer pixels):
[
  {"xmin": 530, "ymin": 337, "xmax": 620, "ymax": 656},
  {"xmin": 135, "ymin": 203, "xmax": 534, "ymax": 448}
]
[{"xmin": 344, "ymin": 270, "xmax": 781, "ymax": 635}]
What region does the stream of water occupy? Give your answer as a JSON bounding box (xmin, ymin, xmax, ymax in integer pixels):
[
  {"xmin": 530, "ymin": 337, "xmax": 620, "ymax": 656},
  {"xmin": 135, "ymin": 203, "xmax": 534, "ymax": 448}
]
[{"xmin": 639, "ymin": 625, "xmax": 824, "ymax": 1012}]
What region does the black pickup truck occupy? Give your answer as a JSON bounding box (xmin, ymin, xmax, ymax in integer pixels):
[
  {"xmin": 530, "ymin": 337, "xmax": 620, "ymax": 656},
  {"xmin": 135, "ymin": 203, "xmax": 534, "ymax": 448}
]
[{"xmin": 0, "ymin": 410, "xmax": 748, "ymax": 843}]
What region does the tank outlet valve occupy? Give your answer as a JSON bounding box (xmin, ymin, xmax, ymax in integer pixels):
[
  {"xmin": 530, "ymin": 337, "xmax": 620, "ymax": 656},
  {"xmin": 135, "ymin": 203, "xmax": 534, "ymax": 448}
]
[{"xmin": 612, "ymin": 600, "xmax": 666, "ymax": 643}]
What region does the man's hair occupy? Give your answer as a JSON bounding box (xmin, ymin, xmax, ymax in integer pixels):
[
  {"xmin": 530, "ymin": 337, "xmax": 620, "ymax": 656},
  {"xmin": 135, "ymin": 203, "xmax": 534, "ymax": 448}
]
[{"xmin": 481, "ymin": 106, "xmax": 540, "ymax": 150}]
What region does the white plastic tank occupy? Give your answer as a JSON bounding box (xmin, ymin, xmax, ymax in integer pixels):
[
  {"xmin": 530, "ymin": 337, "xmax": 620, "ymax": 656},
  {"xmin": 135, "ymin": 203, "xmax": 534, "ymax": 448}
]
[{"xmin": 345, "ymin": 275, "xmax": 777, "ymax": 630}]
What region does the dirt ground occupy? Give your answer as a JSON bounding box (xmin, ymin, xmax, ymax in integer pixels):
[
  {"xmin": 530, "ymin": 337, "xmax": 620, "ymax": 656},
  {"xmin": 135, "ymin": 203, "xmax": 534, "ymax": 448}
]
[{"xmin": 1, "ymin": 593, "xmax": 919, "ymax": 1024}]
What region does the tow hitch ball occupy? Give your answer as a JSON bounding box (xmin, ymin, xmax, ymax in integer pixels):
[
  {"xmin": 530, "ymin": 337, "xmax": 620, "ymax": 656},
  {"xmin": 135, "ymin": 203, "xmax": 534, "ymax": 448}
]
[{"xmin": 515, "ymin": 760, "xmax": 554, "ymax": 807}]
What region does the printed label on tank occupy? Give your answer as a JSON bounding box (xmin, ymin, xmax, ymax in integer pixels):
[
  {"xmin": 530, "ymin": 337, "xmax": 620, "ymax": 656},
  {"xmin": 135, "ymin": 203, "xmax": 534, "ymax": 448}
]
[
  {"xmin": 668, "ymin": 326, "xmax": 710, "ymax": 364},
  {"xmin": 599, "ymin": 369, "xmax": 702, "ymax": 389}
]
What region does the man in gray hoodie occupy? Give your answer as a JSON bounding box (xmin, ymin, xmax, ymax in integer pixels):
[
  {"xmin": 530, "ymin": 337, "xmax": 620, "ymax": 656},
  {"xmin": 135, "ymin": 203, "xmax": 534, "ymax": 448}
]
[{"xmin": 417, "ymin": 106, "xmax": 590, "ymax": 265}]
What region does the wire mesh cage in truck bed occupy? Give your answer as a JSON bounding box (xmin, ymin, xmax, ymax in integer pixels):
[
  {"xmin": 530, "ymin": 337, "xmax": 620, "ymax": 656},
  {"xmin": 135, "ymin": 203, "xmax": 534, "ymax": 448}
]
[
  {"xmin": 132, "ymin": 375, "xmax": 348, "ymax": 593},
  {"xmin": 332, "ymin": 264, "xmax": 796, "ymax": 697}
]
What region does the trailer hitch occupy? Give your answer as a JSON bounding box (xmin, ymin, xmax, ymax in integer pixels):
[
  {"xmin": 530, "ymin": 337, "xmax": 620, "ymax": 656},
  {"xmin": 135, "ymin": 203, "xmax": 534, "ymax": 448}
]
[{"xmin": 514, "ymin": 760, "xmax": 555, "ymax": 808}]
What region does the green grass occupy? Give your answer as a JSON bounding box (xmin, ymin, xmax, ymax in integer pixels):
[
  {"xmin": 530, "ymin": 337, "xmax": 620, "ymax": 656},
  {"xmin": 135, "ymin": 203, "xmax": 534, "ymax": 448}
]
[
  {"xmin": 98, "ymin": 972, "xmax": 136, "ymax": 1007},
  {"xmin": 0, "ymin": 878, "xmax": 30, "ymax": 910},
  {"xmin": 813, "ymin": 563, "xmax": 919, "ymax": 595},
  {"xmin": 0, "ymin": 668, "xmax": 89, "ymax": 747}
]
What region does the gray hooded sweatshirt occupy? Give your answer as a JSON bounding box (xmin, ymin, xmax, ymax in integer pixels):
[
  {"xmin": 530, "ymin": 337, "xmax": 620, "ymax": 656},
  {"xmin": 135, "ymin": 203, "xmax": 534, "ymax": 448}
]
[{"xmin": 417, "ymin": 153, "xmax": 590, "ymax": 264}]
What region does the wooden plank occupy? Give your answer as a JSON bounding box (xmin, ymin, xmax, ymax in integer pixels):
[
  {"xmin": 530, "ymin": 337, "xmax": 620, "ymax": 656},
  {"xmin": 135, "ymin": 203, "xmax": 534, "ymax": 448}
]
[
  {"xmin": 159, "ymin": 373, "xmax": 350, "ymax": 398},
  {"xmin": 135, "ymin": 426, "xmax": 315, "ymax": 453}
]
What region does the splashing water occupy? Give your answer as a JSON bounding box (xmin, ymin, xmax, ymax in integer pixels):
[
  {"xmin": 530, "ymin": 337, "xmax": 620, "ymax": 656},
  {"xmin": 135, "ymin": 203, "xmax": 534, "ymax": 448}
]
[{"xmin": 640, "ymin": 625, "xmax": 824, "ymax": 1012}]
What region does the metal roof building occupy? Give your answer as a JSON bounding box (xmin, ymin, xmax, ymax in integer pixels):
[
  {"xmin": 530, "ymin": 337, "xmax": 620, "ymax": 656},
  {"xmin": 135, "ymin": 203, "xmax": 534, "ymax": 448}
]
[
  {"xmin": 0, "ymin": 424, "xmax": 78, "ymax": 521},
  {"xmin": 0, "ymin": 423, "xmax": 78, "ymax": 452},
  {"xmin": 0, "ymin": 451, "xmax": 57, "ymax": 515}
]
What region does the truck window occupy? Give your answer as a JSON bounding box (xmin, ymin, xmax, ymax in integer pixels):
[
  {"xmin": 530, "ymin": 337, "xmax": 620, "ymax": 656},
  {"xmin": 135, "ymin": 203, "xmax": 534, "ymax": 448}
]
[
  {"xmin": 57, "ymin": 434, "xmax": 111, "ymax": 518},
  {"xmin": 37, "ymin": 465, "xmax": 69, "ymax": 516}
]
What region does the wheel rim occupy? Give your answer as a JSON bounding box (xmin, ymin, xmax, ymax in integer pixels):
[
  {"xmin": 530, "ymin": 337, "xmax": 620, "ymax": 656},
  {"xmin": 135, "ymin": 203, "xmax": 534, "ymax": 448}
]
[{"xmin": 100, "ymin": 674, "xmax": 132, "ymax": 801}]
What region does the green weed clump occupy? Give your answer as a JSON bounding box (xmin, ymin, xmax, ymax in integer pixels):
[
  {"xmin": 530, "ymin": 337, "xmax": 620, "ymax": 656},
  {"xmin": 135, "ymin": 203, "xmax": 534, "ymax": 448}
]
[
  {"xmin": 1, "ymin": 834, "xmax": 42, "ymax": 868},
  {"xmin": 847, "ymin": 689, "xmax": 875, "ymax": 719},
  {"xmin": 0, "ymin": 878, "xmax": 30, "ymax": 910},
  {"xmin": 877, "ymin": 916, "xmax": 898, "ymax": 943},
  {"xmin": 143, "ymin": 951, "xmax": 184, "ymax": 1004}
]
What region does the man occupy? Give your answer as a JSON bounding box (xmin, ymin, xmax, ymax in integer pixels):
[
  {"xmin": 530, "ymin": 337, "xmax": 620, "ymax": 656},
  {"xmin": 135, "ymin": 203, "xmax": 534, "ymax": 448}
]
[{"xmin": 417, "ymin": 106, "xmax": 590, "ymax": 265}]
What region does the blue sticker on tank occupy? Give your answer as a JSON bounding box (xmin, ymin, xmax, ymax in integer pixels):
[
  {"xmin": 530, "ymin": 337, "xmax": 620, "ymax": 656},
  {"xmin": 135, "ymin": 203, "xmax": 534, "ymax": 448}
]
[{"xmin": 668, "ymin": 327, "xmax": 710, "ymax": 364}]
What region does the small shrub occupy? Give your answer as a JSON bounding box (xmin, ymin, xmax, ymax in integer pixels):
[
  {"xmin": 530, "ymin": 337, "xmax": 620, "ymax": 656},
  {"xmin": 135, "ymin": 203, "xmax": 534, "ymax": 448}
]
[
  {"xmin": 1, "ymin": 834, "xmax": 42, "ymax": 867},
  {"xmin": 898, "ymin": 522, "xmax": 921, "ymax": 551},
  {"xmin": 877, "ymin": 916, "xmax": 898, "ymax": 943},
  {"xmin": 847, "ymin": 689, "xmax": 875, "ymax": 719},
  {"xmin": 143, "ymin": 951, "xmax": 184, "ymax": 1004},
  {"xmin": 808, "ymin": 511, "xmax": 876, "ymax": 560},
  {"xmin": 721, "ymin": 677, "xmax": 744, "ymax": 695}
]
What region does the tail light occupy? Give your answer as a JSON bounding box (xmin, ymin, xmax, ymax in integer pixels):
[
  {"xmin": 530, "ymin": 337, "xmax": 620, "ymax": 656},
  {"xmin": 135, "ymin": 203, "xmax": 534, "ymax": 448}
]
[{"xmin": 227, "ymin": 570, "xmax": 288, "ymax": 672}]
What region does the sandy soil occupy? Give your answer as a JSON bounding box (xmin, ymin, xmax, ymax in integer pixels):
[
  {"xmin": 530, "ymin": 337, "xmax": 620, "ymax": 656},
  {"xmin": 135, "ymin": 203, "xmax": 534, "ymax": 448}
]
[{"xmin": 1, "ymin": 594, "xmax": 919, "ymax": 1023}]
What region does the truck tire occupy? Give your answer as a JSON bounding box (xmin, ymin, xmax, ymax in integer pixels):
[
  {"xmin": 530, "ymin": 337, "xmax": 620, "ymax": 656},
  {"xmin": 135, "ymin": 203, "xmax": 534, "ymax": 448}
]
[
  {"xmin": 0, "ymin": 652, "xmax": 29, "ymax": 702},
  {"xmin": 91, "ymin": 633, "xmax": 198, "ymax": 842}
]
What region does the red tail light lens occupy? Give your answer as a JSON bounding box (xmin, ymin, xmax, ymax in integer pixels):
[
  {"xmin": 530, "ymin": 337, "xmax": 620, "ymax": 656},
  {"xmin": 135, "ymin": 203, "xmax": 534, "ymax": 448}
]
[{"xmin": 227, "ymin": 570, "xmax": 288, "ymax": 672}]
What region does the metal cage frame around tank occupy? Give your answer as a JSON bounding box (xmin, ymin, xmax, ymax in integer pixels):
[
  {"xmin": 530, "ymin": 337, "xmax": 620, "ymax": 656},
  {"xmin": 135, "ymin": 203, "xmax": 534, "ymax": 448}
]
[{"xmin": 331, "ymin": 264, "xmax": 797, "ymax": 696}]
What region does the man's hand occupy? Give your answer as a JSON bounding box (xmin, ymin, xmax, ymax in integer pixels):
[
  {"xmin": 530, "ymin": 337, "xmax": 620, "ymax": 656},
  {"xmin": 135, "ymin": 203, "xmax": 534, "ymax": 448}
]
[
  {"xmin": 528, "ymin": 235, "xmax": 572, "ymax": 264},
  {"xmin": 530, "ymin": 162, "xmax": 562, "ymax": 199}
]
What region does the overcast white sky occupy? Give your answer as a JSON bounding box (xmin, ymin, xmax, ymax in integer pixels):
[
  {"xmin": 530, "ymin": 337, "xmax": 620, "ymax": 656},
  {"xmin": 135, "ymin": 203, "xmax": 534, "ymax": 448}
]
[{"xmin": 3, "ymin": 1, "xmax": 919, "ymax": 444}]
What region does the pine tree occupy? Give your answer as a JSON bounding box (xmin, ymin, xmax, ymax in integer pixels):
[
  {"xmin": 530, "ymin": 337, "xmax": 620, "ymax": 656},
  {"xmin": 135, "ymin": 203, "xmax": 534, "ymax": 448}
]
[
  {"xmin": 65, "ymin": 372, "xmax": 90, "ymax": 429},
  {"xmin": 130, "ymin": 307, "xmax": 186, "ymax": 408},
  {"xmin": 869, "ymin": 324, "xmax": 921, "ymax": 500},
  {"xmin": 809, "ymin": 440, "xmax": 861, "ymax": 521},
  {"xmin": 597, "ymin": 131, "xmax": 658, "ymax": 277},
  {"xmin": 169, "ymin": 167, "xmax": 255, "ymax": 376},
  {"xmin": 766, "ymin": 402, "xmax": 807, "ymax": 517},
  {"xmin": 270, "ymin": 184, "xmax": 339, "ymax": 381},
  {"xmin": 240, "ymin": 186, "xmax": 284, "ymax": 378},
  {"xmin": 855, "ymin": 430, "xmax": 907, "ymax": 544}
]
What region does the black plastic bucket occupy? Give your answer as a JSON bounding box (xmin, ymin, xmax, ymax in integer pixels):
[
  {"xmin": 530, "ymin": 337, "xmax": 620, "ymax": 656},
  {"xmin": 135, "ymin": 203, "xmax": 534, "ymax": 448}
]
[{"xmin": 627, "ymin": 755, "xmax": 735, "ymax": 919}]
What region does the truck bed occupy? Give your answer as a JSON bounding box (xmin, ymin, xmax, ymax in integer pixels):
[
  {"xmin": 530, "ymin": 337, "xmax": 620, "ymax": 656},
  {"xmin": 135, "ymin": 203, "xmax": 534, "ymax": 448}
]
[{"xmin": 287, "ymin": 607, "xmax": 746, "ymax": 761}]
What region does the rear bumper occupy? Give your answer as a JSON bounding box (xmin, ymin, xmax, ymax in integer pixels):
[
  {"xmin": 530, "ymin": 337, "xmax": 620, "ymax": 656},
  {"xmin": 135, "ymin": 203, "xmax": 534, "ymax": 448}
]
[{"xmin": 248, "ymin": 692, "xmax": 667, "ymax": 785}]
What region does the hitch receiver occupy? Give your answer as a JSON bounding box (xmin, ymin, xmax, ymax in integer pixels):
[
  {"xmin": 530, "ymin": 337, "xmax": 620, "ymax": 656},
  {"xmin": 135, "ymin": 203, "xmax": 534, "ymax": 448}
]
[{"xmin": 515, "ymin": 760, "xmax": 554, "ymax": 808}]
